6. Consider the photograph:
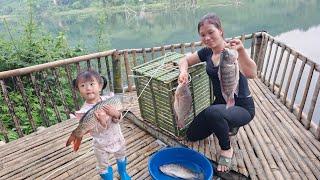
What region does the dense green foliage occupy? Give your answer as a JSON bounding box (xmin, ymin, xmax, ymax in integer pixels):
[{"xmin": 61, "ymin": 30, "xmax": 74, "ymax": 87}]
[{"xmin": 0, "ymin": 1, "xmax": 86, "ymax": 141}]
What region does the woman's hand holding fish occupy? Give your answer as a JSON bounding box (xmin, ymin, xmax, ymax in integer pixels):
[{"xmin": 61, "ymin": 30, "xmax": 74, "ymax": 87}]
[
  {"xmin": 178, "ymin": 71, "xmax": 188, "ymax": 85},
  {"xmin": 227, "ymin": 38, "xmax": 257, "ymax": 78},
  {"xmin": 102, "ymin": 105, "xmax": 122, "ymax": 123},
  {"xmin": 227, "ymin": 38, "xmax": 244, "ymax": 52}
]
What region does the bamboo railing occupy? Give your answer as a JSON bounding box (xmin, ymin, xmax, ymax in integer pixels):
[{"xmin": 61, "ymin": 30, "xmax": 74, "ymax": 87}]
[
  {"xmin": 256, "ymin": 32, "xmax": 320, "ymax": 138},
  {"xmin": 0, "ymin": 31, "xmax": 319, "ymax": 143}
]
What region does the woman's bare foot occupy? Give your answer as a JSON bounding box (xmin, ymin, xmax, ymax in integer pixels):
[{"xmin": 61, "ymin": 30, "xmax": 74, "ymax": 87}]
[{"xmin": 217, "ymin": 147, "xmax": 233, "ymax": 172}]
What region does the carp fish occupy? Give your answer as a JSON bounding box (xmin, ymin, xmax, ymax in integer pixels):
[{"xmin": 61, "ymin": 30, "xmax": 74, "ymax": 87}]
[
  {"xmin": 66, "ymin": 95, "xmax": 123, "ymax": 152},
  {"xmin": 173, "ymin": 83, "xmax": 193, "ymax": 129},
  {"xmin": 218, "ymin": 48, "xmax": 239, "ymax": 109},
  {"xmin": 159, "ymin": 163, "xmax": 204, "ymax": 180}
]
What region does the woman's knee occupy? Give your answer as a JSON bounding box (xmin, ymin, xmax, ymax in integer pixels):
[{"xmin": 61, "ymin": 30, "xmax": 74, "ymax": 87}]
[{"xmin": 205, "ymin": 106, "xmax": 224, "ymax": 123}]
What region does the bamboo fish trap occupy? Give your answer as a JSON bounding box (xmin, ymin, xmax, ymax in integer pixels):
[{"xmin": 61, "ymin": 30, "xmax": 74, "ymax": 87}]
[{"xmin": 132, "ymin": 52, "xmax": 211, "ymax": 138}]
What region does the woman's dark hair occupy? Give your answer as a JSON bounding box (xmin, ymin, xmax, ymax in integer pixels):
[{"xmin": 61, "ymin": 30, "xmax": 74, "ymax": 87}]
[
  {"xmin": 197, "ymin": 13, "xmax": 223, "ymax": 37},
  {"xmin": 72, "ymin": 69, "xmax": 107, "ymax": 91}
]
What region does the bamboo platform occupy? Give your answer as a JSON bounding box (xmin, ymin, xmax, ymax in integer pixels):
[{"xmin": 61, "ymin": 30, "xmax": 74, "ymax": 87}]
[{"xmin": 0, "ymin": 78, "xmax": 320, "ymax": 180}]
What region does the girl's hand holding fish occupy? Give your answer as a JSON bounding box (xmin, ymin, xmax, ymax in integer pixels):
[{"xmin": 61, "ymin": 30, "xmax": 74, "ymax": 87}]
[
  {"xmin": 102, "ymin": 105, "xmax": 122, "ymax": 123},
  {"xmin": 94, "ymin": 109, "xmax": 111, "ymax": 128}
]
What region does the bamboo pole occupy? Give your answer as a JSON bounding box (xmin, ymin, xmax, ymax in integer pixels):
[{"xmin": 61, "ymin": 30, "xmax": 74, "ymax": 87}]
[
  {"xmin": 170, "ymin": 44, "xmax": 175, "ymax": 52},
  {"xmin": 262, "ymin": 39, "xmax": 274, "ymax": 82},
  {"xmin": 132, "ymin": 50, "xmax": 137, "ymax": 67},
  {"xmin": 151, "ymin": 47, "xmax": 155, "ymax": 60},
  {"xmin": 0, "ymin": 80, "xmax": 23, "ymax": 138},
  {"xmin": 277, "ymin": 48, "xmax": 291, "ymax": 98},
  {"xmin": 290, "ymin": 57, "xmax": 306, "ymax": 111},
  {"xmin": 0, "ymin": 50, "xmax": 116, "ymax": 79},
  {"xmin": 0, "ymin": 107, "xmax": 9, "ymax": 142},
  {"xmin": 65, "ymin": 65, "xmax": 79, "ymax": 110},
  {"xmin": 191, "ymin": 42, "xmax": 196, "ymax": 53},
  {"xmin": 250, "ymin": 33, "xmax": 256, "ymax": 60},
  {"xmin": 30, "ymin": 74, "xmax": 50, "ymax": 127},
  {"xmin": 104, "ymin": 56, "xmax": 113, "ymax": 92},
  {"xmin": 16, "ymin": 76, "xmax": 36, "ymax": 132},
  {"xmin": 161, "ymin": 46, "xmax": 165, "ymax": 56},
  {"xmin": 97, "ymin": 57, "xmax": 102, "ymax": 74},
  {"xmin": 142, "ymin": 48, "xmax": 147, "ymax": 63},
  {"xmin": 307, "ymin": 73, "xmax": 320, "ymax": 134},
  {"xmin": 124, "ymin": 51, "xmax": 133, "ymax": 92},
  {"xmin": 257, "ymin": 35, "xmax": 268, "ymax": 77},
  {"xmin": 271, "ymin": 44, "xmax": 285, "ymax": 93},
  {"xmin": 41, "ymin": 71, "xmax": 62, "ymax": 123},
  {"xmin": 86, "ymin": 59, "xmax": 91, "ymax": 69},
  {"xmin": 267, "ymin": 44, "xmax": 279, "ymax": 86},
  {"xmin": 112, "ymin": 51, "xmax": 123, "ymax": 93},
  {"xmin": 51, "ymin": 68, "xmax": 71, "ymax": 116},
  {"xmin": 180, "ymin": 43, "xmax": 185, "ymax": 54},
  {"xmin": 282, "ymin": 54, "xmax": 298, "ymax": 107}
]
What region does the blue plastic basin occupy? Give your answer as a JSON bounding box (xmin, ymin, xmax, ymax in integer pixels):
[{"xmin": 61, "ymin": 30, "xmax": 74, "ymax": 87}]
[{"xmin": 148, "ymin": 147, "xmax": 213, "ymax": 180}]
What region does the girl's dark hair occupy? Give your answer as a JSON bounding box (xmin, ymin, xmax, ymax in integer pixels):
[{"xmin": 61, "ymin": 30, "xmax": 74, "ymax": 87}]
[
  {"xmin": 197, "ymin": 13, "xmax": 223, "ymax": 37},
  {"xmin": 72, "ymin": 69, "xmax": 107, "ymax": 90}
]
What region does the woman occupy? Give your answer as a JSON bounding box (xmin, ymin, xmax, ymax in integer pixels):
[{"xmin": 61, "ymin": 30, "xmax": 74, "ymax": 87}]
[{"xmin": 178, "ymin": 13, "xmax": 256, "ymax": 173}]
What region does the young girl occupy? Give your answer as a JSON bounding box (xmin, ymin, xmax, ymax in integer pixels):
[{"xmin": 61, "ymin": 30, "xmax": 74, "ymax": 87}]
[{"xmin": 72, "ymin": 69, "xmax": 130, "ymax": 180}]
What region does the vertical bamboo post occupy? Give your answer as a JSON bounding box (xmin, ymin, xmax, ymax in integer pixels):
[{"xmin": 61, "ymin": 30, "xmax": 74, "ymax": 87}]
[
  {"xmin": 86, "ymin": 60, "xmax": 91, "ymax": 69},
  {"xmin": 132, "ymin": 50, "xmax": 137, "ymax": 66},
  {"xmin": 142, "ymin": 48, "xmax": 147, "ymax": 63},
  {"xmin": 258, "ymin": 35, "xmax": 269, "ymax": 77},
  {"xmin": 180, "ymin": 43, "xmax": 185, "ymax": 54},
  {"xmin": 254, "ymin": 33, "xmax": 263, "ymax": 76},
  {"xmin": 0, "ymin": 116, "xmax": 9, "ymax": 142},
  {"xmin": 30, "ymin": 74, "xmax": 50, "ymax": 127},
  {"xmin": 277, "ymin": 48, "xmax": 291, "ymax": 98},
  {"xmin": 16, "ymin": 76, "xmax": 36, "ymax": 132},
  {"xmin": 124, "ymin": 51, "xmax": 133, "ymax": 92},
  {"xmin": 171, "ymin": 44, "xmax": 175, "ymax": 52},
  {"xmin": 0, "ymin": 86, "xmax": 9, "ymax": 142},
  {"xmin": 151, "ymin": 47, "xmax": 155, "ymax": 60},
  {"xmin": 112, "ymin": 51, "xmax": 123, "ymax": 93},
  {"xmin": 161, "ymin": 46, "xmax": 165, "ymax": 56},
  {"xmin": 191, "ymin": 42, "xmax": 196, "ymax": 53},
  {"xmin": 0, "ymin": 80, "xmax": 23, "ymax": 137},
  {"xmin": 97, "ymin": 57, "xmax": 102, "ymax": 74},
  {"xmin": 250, "ymin": 33, "xmax": 256, "ymax": 60},
  {"xmin": 51, "ymin": 68, "xmax": 70, "ymax": 116},
  {"xmin": 262, "ymin": 39, "xmax": 274, "ymax": 83},
  {"xmin": 105, "ymin": 56, "xmax": 113, "ymax": 91},
  {"xmin": 298, "ymin": 63, "xmax": 315, "ymax": 121},
  {"xmin": 267, "ymin": 44, "xmax": 279, "ymax": 87},
  {"xmin": 307, "ymin": 73, "xmax": 320, "ymax": 131},
  {"xmin": 65, "ymin": 65, "xmax": 79, "ymax": 110},
  {"xmin": 290, "ymin": 57, "xmax": 306, "ymax": 111},
  {"xmin": 282, "ymin": 53, "xmax": 298, "ymax": 106},
  {"xmin": 272, "ymin": 44, "xmax": 285, "ymax": 93}
]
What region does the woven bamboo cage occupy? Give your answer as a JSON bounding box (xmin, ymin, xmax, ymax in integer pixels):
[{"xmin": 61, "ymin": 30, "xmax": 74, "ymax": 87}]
[{"xmin": 132, "ymin": 52, "xmax": 211, "ymax": 137}]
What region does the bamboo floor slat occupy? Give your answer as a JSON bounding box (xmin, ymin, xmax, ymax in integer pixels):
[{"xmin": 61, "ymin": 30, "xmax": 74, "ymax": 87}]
[{"xmin": 0, "ymin": 79, "xmax": 320, "ymax": 180}]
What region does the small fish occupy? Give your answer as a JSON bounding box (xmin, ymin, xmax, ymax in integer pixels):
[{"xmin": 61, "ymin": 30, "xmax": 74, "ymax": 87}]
[
  {"xmin": 173, "ymin": 83, "xmax": 193, "ymax": 129},
  {"xmin": 159, "ymin": 163, "xmax": 204, "ymax": 180},
  {"xmin": 218, "ymin": 48, "xmax": 239, "ymax": 109},
  {"xmin": 66, "ymin": 96, "xmax": 123, "ymax": 151}
]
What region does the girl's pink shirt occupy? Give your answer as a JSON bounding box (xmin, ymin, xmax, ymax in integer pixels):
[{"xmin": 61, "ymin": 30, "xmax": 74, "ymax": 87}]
[{"xmin": 72, "ymin": 92, "xmax": 125, "ymax": 152}]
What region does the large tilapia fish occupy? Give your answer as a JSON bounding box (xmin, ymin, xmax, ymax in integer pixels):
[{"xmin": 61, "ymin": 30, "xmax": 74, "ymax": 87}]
[
  {"xmin": 66, "ymin": 96, "xmax": 123, "ymax": 151},
  {"xmin": 159, "ymin": 163, "xmax": 204, "ymax": 179},
  {"xmin": 219, "ymin": 48, "xmax": 239, "ymax": 109},
  {"xmin": 173, "ymin": 83, "xmax": 193, "ymax": 129}
]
